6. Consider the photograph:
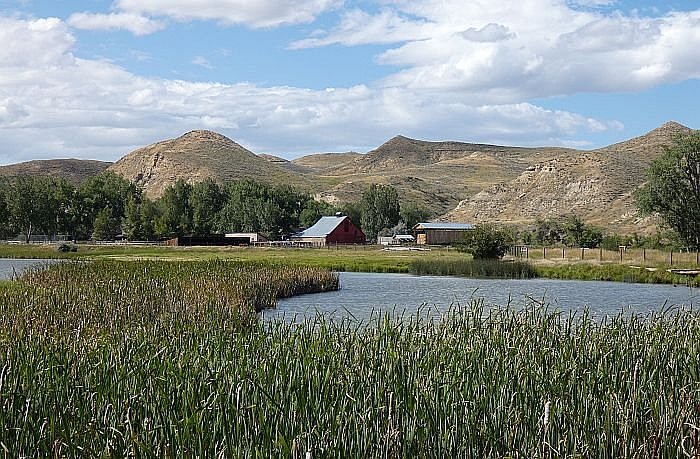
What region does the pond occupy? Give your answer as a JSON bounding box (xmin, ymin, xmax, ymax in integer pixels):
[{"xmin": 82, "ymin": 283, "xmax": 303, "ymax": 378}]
[
  {"xmin": 262, "ymin": 272, "xmax": 699, "ymax": 322},
  {"xmin": 0, "ymin": 258, "xmax": 55, "ymax": 280}
]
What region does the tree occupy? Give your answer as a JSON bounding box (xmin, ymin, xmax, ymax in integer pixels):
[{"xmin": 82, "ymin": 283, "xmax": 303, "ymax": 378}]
[
  {"xmin": 634, "ymin": 133, "xmax": 700, "ymax": 250},
  {"xmin": 299, "ymin": 199, "xmax": 337, "ymax": 228},
  {"xmin": 156, "ymin": 180, "xmax": 193, "ymax": 237},
  {"xmin": 563, "ymin": 215, "xmax": 603, "ymax": 248},
  {"xmin": 76, "ymin": 172, "xmax": 135, "ymax": 240},
  {"xmin": 189, "ymin": 180, "xmax": 223, "ymax": 236},
  {"xmin": 360, "ymin": 184, "xmax": 400, "ymax": 241},
  {"xmin": 0, "ymin": 181, "xmax": 11, "ymax": 239},
  {"xmin": 455, "ymin": 224, "xmax": 511, "ymax": 259},
  {"xmin": 400, "ymin": 202, "xmax": 431, "ymax": 230},
  {"xmin": 92, "ymin": 207, "xmax": 119, "ymax": 241},
  {"xmin": 7, "ymin": 176, "xmax": 62, "ymax": 242}
]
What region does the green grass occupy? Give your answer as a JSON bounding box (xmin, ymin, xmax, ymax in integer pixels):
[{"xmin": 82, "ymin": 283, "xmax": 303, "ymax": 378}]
[
  {"xmin": 1, "ymin": 264, "xmax": 700, "ymax": 456},
  {"xmin": 411, "ymin": 258, "xmax": 538, "ymax": 278},
  {"xmin": 2, "ymin": 243, "xmax": 698, "ymax": 285},
  {"xmin": 537, "ymin": 263, "xmax": 699, "ymax": 286}
]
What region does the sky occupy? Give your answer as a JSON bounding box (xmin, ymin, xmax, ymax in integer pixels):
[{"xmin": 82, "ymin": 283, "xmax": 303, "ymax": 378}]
[{"xmin": 0, "ymin": 0, "xmax": 699, "ymax": 164}]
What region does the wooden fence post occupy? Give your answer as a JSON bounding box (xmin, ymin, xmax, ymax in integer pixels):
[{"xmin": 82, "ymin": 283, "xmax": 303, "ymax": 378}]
[
  {"xmin": 543, "ymin": 246, "xmax": 546, "ymax": 259},
  {"xmin": 581, "ymin": 248, "xmax": 584, "ymax": 260},
  {"xmin": 643, "ymin": 248, "xmax": 646, "ymax": 263},
  {"xmin": 670, "ymin": 249, "xmax": 673, "ymax": 266},
  {"xmin": 562, "ymin": 247, "xmax": 565, "ymax": 259}
]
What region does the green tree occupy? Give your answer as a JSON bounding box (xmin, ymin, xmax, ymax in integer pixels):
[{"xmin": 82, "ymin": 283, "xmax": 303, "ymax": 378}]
[
  {"xmin": 534, "ymin": 218, "xmax": 565, "ymax": 245},
  {"xmin": 340, "ymin": 202, "xmax": 363, "ymax": 230},
  {"xmin": 634, "ymin": 133, "xmax": 700, "ymax": 250},
  {"xmin": 7, "ymin": 176, "xmax": 62, "ymax": 242},
  {"xmin": 156, "ymin": 180, "xmax": 193, "ymax": 237},
  {"xmin": 0, "ymin": 181, "xmax": 11, "ymax": 239},
  {"xmin": 122, "ymin": 192, "xmax": 144, "ymax": 240},
  {"xmin": 360, "ymin": 184, "xmax": 400, "ymax": 241},
  {"xmin": 190, "ymin": 180, "xmax": 223, "ymax": 236},
  {"xmin": 455, "ymin": 224, "xmax": 511, "ymax": 259},
  {"xmin": 563, "ymin": 215, "xmax": 603, "ymax": 248},
  {"xmin": 92, "ymin": 207, "xmax": 119, "ymax": 241},
  {"xmin": 400, "ymin": 202, "xmax": 431, "ymax": 230},
  {"xmin": 76, "ymin": 172, "xmax": 135, "ymax": 240},
  {"xmin": 299, "ymin": 199, "xmax": 337, "ymax": 228}
]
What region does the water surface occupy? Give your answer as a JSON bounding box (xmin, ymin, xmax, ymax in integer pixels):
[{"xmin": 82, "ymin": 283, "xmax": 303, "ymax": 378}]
[
  {"xmin": 263, "ymin": 272, "xmax": 698, "ymax": 322},
  {"xmin": 0, "ymin": 258, "xmax": 54, "ymax": 280}
]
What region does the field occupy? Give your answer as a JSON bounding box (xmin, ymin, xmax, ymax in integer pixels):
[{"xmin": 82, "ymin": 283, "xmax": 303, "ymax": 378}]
[{"xmin": 0, "ymin": 259, "xmax": 699, "ymax": 456}]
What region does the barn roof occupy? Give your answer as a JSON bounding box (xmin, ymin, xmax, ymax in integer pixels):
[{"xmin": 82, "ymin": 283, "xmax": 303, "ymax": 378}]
[
  {"xmin": 295, "ymin": 216, "xmax": 348, "ymax": 238},
  {"xmin": 413, "ymin": 222, "xmax": 474, "ymax": 230}
]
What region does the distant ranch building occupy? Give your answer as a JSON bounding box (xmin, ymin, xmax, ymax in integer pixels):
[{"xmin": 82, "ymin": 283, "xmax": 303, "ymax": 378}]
[
  {"xmin": 292, "ymin": 215, "xmax": 366, "ymax": 246},
  {"xmin": 413, "ymin": 222, "xmax": 474, "ymax": 245}
]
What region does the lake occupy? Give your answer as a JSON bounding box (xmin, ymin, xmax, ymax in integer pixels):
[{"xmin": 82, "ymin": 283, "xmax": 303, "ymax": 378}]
[
  {"xmin": 263, "ymin": 272, "xmax": 698, "ymax": 322},
  {"xmin": 0, "ymin": 258, "xmax": 55, "ymax": 280}
]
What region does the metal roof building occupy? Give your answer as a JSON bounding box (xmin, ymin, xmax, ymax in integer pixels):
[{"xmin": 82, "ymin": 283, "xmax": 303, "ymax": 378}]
[
  {"xmin": 412, "ymin": 222, "xmax": 474, "ymax": 245},
  {"xmin": 291, "ymin": 215, "xmax": 365, "ymax": 246}
]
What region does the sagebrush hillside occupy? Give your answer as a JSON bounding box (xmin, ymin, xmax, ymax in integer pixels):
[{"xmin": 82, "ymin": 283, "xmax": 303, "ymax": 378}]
[{"xmin": 2, "ymin": 121, "xmax": 695, "ymax": 233}]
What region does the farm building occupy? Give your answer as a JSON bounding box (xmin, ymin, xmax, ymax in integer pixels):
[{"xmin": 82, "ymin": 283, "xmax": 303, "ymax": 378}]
[
  {"xmin": 291, "ymin": 215, "xmax": 365, "ymax": 246},
  {"xmin": 412, "ymin": 222, "xmax": 474, "ymax": 245},
  {"xmin": 378, "ymin": 234, "xmax": 415, "ymax": 246}
]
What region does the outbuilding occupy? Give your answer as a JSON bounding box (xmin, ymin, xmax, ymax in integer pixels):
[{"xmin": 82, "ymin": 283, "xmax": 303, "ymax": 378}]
[
  {"xmin": 291, "ymin": 215, "xmax": 365, "ymax": 246},
  {"xmin": 412, "ymin": 222, "xmax": 474, "ymax": 245}
]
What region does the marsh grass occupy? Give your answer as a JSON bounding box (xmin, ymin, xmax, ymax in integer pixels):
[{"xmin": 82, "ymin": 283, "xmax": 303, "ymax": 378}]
[
  {"xmin": 1, "ymin": 260, "xmax": 699, "ymax": 457},
  {"xmin": 411, "ymin": 258, "xmax": 538, "ymax": 278}
]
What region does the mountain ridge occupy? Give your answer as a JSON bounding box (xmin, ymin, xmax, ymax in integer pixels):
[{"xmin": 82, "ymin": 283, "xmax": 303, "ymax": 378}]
[{"xmin": 1, "ymin": 121, "xmax": 695, "ymax": 233}]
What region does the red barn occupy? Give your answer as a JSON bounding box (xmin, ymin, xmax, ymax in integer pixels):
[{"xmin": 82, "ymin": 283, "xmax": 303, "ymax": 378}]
[{"xmin": 292, "ymin": 215, "xmax": 365, "ymax": 246}]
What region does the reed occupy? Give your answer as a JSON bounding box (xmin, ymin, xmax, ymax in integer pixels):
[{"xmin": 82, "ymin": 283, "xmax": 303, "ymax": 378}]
[
  {"xmin": 411, "ymin": 258, "xmax": 538, "ymax": 278},
  {"xmin": 1, "ymin": 261, "xmax": 699, "ymax": 456}
]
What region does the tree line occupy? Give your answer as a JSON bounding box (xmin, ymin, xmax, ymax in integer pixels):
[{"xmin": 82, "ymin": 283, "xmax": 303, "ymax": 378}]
[{"xmin": 0, "ymin": 173, "xmax": 432, "ymax": 242}]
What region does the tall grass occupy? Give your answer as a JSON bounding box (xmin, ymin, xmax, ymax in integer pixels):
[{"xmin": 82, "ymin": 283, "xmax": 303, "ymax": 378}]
[
  {"xmin": 411, "ymin": 258, "xmax": 538, "ymax": 278},
  {"xmin": 1, "ymin": 261, "xmax": 699, "ymax": 456}
]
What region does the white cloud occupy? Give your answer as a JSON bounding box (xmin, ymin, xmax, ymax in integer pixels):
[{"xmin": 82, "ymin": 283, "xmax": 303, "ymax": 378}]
[
  {"xmin": 191, "ymin": 56, "xmax": 213, "ymax": 69},
  {"xmin": 67, "ymin": 12, "xmax": 165, "ymax": 36},
  {"xmin": 114, "ymin": 0, "xmax": 341, "ymax": 28},
  {"xmin": 298, "ymin": 0, "xmax": 700, "ymax": 100},
  {"xmin": 0, "ymin": 15, "xmax": 623, "ymax": 164}
]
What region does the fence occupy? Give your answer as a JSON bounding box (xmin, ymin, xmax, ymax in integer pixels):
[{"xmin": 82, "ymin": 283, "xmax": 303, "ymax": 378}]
[{"xmin": 510, "ymin": 246, "xmax": 700, "ymax": 266}]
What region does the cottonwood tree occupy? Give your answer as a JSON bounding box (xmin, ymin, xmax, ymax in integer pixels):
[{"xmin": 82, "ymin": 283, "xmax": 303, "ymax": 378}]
[
  {"xmin": 360, "ymin": 184, "xmax": 400, "ymax": 241},
  {"xmin": 635, "ymin": 133, "xmax": 700, "ymax": 250}
]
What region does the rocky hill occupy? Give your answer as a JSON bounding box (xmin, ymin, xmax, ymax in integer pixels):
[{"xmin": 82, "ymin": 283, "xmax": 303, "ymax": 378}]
[
  {"xmin": 443, "ymin": 121, "xmax": 694, "ymax": 232},
  {"xmin": 108, "ymin": 130, "xmax": 312, "ymax": 198},
  {"xmin": 2, "ymin": 121, "xmax": 694, "ymax": 234},
  {"xmin": 0, "ymin": 159, "xmax": 111, "ymax": 184}
]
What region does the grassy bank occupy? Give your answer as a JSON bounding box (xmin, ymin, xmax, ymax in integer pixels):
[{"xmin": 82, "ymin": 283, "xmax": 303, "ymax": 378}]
[
  {"xmin": 1, "ymin": 260, "xmax": 699, "ymax": 456},
  {"xmin": 411, "ymin": 258, "xmax": 538, "ymax": 278},
  {"xmin": 1, "ymin": 243, "xmax": 698, "ymax": 285}
]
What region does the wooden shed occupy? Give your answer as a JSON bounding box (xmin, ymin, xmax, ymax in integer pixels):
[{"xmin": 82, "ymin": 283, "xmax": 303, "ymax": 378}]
[
  {"xmin": 412, "ymin": 222, "xmax": 474, "ymax": 245},
  {"xmin": 291, "ymin": 215, "xmax": 365, "ymax": 246}
]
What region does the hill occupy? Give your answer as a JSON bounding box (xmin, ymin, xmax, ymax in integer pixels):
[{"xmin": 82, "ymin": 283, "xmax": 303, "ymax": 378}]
[
  {"xmin": 309, "ymin": 135, "xmax": 572, "ymax": 212},
  {"xmin": 443, "ymin": 121, "xmax": 694, "ymax": 232},
  {"xmin": 0, "ymin": 159, "xmax": 111, "ymax": 184},
  {"xmin": 108, "ymin": 130, "xmax": 312, "ymax": 198},
  {"xmin": 2, "ymin": 121, "xmax": 694, "ymax": 234}
]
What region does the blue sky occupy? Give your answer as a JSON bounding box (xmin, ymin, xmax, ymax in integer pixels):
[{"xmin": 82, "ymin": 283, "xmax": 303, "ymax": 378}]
[{"xmin": 0, "ymin": 0, "xmax": 698, "ymax": 163}]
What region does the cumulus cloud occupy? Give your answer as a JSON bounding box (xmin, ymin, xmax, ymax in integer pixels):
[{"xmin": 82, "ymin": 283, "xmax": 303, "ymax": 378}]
[
  {"xmin": 67, "ymin": 12, "xmax": 165, "ymax": 35},
  {"xmin": 0, "ymin": 15, "xmax": 621, "ymax": 164},
  {"xmin": 299, "ymin": 0, "xmax": 700, "ymax": 100},
  {"xmin": 114, "ymin": 0, "xmax": 341, "ymax": 28}
]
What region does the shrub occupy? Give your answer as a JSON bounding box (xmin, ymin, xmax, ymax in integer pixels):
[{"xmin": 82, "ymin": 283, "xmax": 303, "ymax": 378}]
[
  {"xmin": 454, "ymin": 224, "xmax": 511, "ymax": 259},
  {"xmin": 56, "ymin": 242, "xmax": 77, "ymax": 253}
]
